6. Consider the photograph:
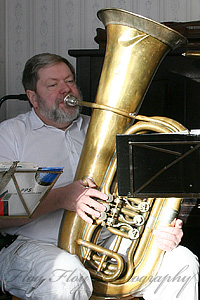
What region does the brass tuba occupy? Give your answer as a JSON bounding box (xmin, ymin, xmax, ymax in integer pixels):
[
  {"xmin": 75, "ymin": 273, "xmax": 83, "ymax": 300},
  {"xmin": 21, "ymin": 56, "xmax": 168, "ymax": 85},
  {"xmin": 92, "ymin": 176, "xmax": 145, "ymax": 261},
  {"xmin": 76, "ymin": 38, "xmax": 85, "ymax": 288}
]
[{"xmin": 59, "ymin": 8, "xmax": 187, "ymax": 299}]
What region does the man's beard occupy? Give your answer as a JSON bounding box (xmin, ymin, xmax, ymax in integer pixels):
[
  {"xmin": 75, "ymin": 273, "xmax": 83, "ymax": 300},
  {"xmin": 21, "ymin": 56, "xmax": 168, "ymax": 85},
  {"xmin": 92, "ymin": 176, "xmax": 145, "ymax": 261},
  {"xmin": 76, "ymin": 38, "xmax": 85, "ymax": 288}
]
[{"xmin": 36, "ymin": 96, "xmax": 80, "ymax": 124}]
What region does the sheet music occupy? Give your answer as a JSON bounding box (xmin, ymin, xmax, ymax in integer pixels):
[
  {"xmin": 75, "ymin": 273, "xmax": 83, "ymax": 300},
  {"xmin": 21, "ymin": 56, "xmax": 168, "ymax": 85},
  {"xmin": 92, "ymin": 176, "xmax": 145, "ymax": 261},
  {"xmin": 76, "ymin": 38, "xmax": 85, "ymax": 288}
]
[{"xmin": 0, "ymin": 162, "xmax": 63, "ymax": 217}]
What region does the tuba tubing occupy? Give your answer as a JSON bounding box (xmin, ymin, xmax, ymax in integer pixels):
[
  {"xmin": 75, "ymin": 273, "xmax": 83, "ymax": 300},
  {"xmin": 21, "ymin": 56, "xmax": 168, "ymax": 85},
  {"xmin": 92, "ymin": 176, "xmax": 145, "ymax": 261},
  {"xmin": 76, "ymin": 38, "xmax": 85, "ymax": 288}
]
[{"xmin": 59, "ymin": 8, "xmax": 187, "ymax": 299}]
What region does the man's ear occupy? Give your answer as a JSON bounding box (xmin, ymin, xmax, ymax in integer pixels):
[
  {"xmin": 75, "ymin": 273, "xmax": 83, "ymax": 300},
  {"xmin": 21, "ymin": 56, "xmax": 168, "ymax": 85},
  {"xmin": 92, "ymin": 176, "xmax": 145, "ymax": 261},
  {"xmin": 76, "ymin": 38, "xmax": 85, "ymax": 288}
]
[{"xmin": 26, "ymin": 90, "xmax": 38, "ymax": 108}]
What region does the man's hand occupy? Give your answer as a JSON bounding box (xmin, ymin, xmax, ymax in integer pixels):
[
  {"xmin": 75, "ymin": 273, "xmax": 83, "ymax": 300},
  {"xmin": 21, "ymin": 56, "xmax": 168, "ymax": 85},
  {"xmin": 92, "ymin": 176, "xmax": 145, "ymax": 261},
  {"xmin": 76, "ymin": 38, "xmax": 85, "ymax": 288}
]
[
  {"xmin": 0, "ymin": 178, "xmax": 108, "ymax": 229},
  {"xmin": 63, "ymin": 178, "xmax": 107, "ymax": 224},
  {"xmin": 153, "ymin": 218, "xmax": 183, "ymax": 251}
]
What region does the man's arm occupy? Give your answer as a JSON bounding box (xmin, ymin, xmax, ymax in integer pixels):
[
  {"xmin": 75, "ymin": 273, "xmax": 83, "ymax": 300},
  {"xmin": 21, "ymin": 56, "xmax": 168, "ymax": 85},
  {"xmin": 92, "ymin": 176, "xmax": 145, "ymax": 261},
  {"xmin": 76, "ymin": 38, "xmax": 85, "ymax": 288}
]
[{"xmin": 0, "ymin": 179, "xmax": 107, "ymax": 229}]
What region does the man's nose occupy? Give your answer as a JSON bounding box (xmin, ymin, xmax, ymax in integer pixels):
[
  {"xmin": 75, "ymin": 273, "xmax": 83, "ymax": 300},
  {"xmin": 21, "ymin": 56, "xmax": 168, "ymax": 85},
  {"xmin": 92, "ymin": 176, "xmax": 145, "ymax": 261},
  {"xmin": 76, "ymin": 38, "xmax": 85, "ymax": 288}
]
[{"xmin": 59, "ymin": 81, "xmax": 71, "ymax": 93}]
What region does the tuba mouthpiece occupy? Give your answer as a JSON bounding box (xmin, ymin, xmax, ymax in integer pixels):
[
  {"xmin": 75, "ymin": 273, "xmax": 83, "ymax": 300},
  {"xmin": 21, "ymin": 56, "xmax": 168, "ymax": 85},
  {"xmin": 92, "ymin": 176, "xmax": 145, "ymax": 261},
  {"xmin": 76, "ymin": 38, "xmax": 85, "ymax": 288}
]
[{"xmin": 64, "ymin": 94, "xmax": 80, "ymax": 107}]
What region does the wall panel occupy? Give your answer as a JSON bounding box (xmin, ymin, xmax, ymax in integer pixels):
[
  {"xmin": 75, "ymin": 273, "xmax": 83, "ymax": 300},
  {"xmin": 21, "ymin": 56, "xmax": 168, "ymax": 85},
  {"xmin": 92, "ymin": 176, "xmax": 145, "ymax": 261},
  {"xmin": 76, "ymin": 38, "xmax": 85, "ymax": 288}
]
[{"xmin": 0, "ymin": 0, "xmax": 6, "ymax": 121}]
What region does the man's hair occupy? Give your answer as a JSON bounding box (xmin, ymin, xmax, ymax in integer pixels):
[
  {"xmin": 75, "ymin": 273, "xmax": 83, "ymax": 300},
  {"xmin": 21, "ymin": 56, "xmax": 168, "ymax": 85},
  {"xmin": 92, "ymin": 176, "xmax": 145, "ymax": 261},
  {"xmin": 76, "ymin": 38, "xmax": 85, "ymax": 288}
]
[{"xmin": 22, "ymin": 53, "xmax": 76, "ymax": 92}]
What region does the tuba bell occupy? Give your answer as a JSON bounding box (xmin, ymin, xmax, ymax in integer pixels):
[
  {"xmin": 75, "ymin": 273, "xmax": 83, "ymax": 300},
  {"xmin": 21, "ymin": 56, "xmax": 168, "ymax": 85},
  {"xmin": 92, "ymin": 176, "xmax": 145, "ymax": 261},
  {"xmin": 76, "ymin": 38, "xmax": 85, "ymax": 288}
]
[{"xmin": 59, "ymin": 8, "xmax": 187, "ymax": 299}]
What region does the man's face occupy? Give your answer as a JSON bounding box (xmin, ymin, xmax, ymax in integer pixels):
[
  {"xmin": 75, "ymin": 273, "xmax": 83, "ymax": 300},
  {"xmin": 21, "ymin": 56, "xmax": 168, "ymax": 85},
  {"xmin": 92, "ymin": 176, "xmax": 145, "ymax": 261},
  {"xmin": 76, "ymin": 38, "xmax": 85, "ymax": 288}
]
[{"xmin": 28, "ymin": 62, "xmax": 82, "ymax": 129}]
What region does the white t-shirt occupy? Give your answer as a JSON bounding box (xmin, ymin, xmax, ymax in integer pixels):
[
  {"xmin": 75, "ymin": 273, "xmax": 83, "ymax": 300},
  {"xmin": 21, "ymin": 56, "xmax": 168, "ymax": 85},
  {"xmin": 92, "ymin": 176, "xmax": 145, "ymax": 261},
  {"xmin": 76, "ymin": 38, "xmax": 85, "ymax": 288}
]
[{"xmin": 0, "ymin": 108, "xmax": 90, "ymax": 245}]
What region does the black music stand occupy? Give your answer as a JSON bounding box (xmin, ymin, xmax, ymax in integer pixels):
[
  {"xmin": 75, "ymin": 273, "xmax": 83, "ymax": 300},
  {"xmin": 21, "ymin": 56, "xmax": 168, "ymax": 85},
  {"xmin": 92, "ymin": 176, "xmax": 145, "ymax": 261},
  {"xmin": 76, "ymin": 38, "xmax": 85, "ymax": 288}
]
[{"xmin": 116, "ymin": 132, "xmax": 200, "ymax": 198}]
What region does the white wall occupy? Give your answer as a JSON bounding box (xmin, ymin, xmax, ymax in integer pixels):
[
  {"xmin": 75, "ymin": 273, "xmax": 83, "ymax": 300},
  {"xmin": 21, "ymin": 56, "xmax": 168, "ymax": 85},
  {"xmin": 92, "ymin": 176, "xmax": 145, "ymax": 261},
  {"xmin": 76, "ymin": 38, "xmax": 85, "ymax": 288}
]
[{"xmin": 1, "ymin": 0, "xmax": 200, "ymax": 121}]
